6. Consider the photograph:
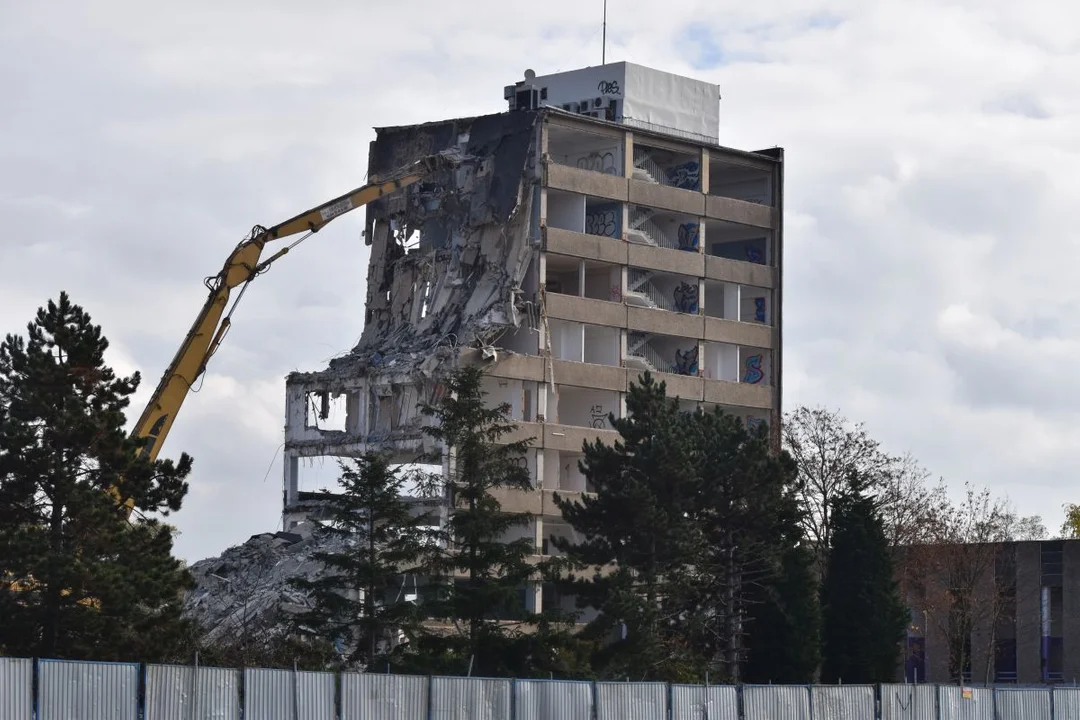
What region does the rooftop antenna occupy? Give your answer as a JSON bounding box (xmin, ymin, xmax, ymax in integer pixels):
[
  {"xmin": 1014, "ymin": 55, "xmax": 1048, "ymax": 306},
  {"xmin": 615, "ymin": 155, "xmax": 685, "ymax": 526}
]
[{"xmin": 602, "ymin": 0, "xmax": 608, "ymax": 64}]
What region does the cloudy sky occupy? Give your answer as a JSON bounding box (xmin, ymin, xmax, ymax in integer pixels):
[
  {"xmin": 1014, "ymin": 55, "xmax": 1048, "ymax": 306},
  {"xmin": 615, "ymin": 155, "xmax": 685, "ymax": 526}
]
[{"xmin": 3, "ymin": 0, "xmax": 1076, "ymax": 562}]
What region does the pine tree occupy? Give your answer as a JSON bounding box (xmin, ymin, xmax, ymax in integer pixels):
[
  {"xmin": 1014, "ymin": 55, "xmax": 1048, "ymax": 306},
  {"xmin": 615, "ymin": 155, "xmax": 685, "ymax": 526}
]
[
  {"xmin": 290, "ymin": 452, "xmax": 438, "ymax": 670},
  {"xmin": 685, "ymin": 409, "xmax": 812, "ymax": 683},
  {"xmin": 0, "ymin": 292, "xmax": 193, "ymax": 660},
  {"xmin": 742, "ymin": 544, "xmax": 821, "ymax": 683},
  {"xmin": 412, "ymin": 365, "xmax": 535, "ymax": 676},
  {"xmin": 552, "ymin": 372, "xmax": 702, "ymax": 681},
  {"xmin": 820, "ymin": 475, "xmax": 909, "ymax": 683}
]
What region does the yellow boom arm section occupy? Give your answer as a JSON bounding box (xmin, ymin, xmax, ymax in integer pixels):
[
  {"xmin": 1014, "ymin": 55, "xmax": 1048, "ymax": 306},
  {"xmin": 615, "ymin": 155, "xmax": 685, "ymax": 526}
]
[{"xmin": 130, "ymin": 155, "xmax": 446, "ymax": 464}]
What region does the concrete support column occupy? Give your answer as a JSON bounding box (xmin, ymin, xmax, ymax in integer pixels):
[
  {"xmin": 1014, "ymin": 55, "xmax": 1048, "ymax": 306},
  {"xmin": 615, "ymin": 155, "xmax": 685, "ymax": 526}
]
[
  {"xmin": 1063, "ymin": 542, "xmax": 1080, "ymax": 682},
  {"xmin": 578, "ymin": 260, "xmax": 586, "ymax": 297},
  {"xmin": 623, "ymin": 131, "xmax": 634, "ymax": 178},
  {"xmin": 1016, "ymin": 542, "xmax": 1042, "ymax": 683},
  {"xmin": 700, "ymin": 148, "xmax": 710, "ymax": 195}
]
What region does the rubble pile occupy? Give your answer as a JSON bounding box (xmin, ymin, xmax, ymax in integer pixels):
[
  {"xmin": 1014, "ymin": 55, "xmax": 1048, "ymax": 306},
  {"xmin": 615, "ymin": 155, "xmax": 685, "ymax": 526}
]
[{"xmin": 182, "ymin": 522, "xmax": 344, "ymax": 644}]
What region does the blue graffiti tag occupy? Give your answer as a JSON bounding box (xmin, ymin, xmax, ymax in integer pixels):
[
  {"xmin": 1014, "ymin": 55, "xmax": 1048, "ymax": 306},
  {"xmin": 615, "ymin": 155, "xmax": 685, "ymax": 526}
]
[
  {"xmin": 747, "ymin": 417, "xmax": 767, "ymax": 434},
  {"xmin": 745, "ymin": 247, "xmax": 764, "ymax": 264},
  {"xmin": 677, "ymin": 222, "xmax": 700, "ymax": 251},
  {"xmin": 674, "ymin": 282, "xmax": 699, "ymax": 314},
  {"xmin": 666, "ymin": 161, "xmax": 701, "ymax": 190},
  {"xmin": 674, "ymin": 345, "xmax": 699, "ymax": 376},
  {"xmin": 743, "ymin": 354, "xmax": 764, "ymax": 384},
  {"xmin": 754, "ymin": 297, "xmax": 766, "ymax": 323}
]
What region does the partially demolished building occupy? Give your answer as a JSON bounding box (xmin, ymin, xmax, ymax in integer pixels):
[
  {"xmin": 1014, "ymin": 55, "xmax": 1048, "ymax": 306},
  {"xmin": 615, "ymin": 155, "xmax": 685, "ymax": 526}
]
[{"xmin": 282, "ymin": 62, "xmax": 784, "ymax": 612}]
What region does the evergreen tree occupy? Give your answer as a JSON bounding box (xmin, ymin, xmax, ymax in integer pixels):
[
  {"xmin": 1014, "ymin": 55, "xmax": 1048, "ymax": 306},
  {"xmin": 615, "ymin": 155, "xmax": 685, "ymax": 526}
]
[
  {"xmin": 290, "ymin": 452, "xmax": 438, "ymax": 670},
  {"xmin": 552, "ymin": 373, "xmax": 702, "ymax": 682},
  {"xmin": 0, "ymin": 292, "xmax": 193, "ymax": 660},
  {"xmin": 820, "ymin": 476, "xmax": 909, "ymax": 683},
  {"xmin": 412, "ymin": 365, "xmax": 535, "ymax": 676},
  {"xmin": 685, "ymin": 410, "xmax": 812, "ymax": 683},
  {"xmin": 742, "ymin": 544, "xmax": 821, "ymax": 683}
]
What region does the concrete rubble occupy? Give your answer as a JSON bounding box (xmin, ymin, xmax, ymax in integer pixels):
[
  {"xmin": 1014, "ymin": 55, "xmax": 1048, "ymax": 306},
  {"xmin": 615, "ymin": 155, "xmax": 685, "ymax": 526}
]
[{"xmin": 182, "ymin": 522, "xmax": 341, "ymax": 646}]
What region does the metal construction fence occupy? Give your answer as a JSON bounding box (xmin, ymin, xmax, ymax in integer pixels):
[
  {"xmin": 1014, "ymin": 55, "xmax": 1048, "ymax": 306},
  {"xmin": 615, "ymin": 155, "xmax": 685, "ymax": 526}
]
[{"xmin": 3, "ymin": 656, "xmax": 1080, "ymax": 719}]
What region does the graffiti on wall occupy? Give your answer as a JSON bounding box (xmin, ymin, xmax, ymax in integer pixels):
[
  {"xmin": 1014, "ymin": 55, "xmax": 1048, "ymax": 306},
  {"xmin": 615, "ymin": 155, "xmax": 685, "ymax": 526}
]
[
  {"xmin": 585, "ymin": 209, "xmax": 618, "ymax": 237},
  {"xmin": 677, "ymin": 223, "xmax": 700, "ymax": 251},
  {"xmin": 743, "ymin": 354, "xmax": 764, "ymax": 384},
  {"xmin": 747, "ymin": 416, "xmax": 767, "ymax": 434},
  {"xmin": 754, "ymin": 297, "xmax": 766, "ymax": 323},
  {"xmin": 597, "ymin": 80, "xmax": 622, "ymax": 96},
  {"xmin": 590, "ymin": 404, "xmax": 608, "ymax": 429},
  {"xmin": 576, "ymin": 150, "xmax": 619, "ymax": 175},
  {"xmin": 745, "ymin": 247, "xmax": 764, "ymax": 264},
  {"xmin": 610, "ymin": 285, "xmax": 622, "ymax": 302},
  {"xmin": 667, "ymin": 161, "xmax": 701, "ymax": 191},
  {"xmin": 674, "ymin": 282, "xmax": 699, "ymax": 314},
  {"xmin": 674, "ymin": 345, "xmax": 699, "ymax": 376}
]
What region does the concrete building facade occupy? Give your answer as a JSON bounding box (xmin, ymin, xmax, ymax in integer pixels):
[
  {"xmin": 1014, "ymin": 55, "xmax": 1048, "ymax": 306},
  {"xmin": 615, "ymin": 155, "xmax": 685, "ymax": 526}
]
[
  {"xmin": 280, "ymin": 63, "xmax": 784, "ymax": 614},
  {"xmin": 903, "ymin": 539, "xmax": 1080, "ymax": 685}
]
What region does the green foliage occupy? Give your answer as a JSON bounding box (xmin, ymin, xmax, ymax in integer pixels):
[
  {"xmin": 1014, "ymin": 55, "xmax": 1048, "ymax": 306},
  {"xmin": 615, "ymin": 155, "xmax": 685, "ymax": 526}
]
[
  {"xmin": 0, "ymin": 292, "xmax": 194, "ymax": 660},
  {"xmin": 552, "ymin": 372, "xmax": 700, "ymax": 681},
  {"xmin": 289, "ymin": 452, "xmax": 438, "ymax": 670},
  {"xmin": 820, "ymin": 477, "xmax": 908, "ymax": 683},
  {"xmin": 743, "ymin": 544, "xmax": 821, "ymax": 683},
  {"xmin": 415, "ymin": 365, "xmax": 536, "ymax": 677},
  {"xmin": 553, "ymin": 372, "xmax": 816, "ymax": 683},
  {"xmin": 686, "ymin": 410, "xmax": 812, "ymax": 683}
]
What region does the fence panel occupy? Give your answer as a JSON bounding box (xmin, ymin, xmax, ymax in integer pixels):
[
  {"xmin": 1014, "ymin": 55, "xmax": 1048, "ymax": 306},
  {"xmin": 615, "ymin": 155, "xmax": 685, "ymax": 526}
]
[
  {"xmin": 938, "ymin": 686, "xmax": 992, "ymax": 720},
  {"xmin": 743, "ymin": 685, "xmax": 811, "ymax": 720},
  {"xmin": 145, "ymin": 664, "xmax": 240, "ymax": 720},
  {"xmin": 515, "ymin": 679, "xmax": 592, "ymax": 720},
  {"xmin": 430, "ymin": 677, "xmax": 511, "ymax": 720},
  {"xmin": 341, "ymin": 673, "xmax": 428, "ymax": 720},
  {"xmin": 1055, "ymin": 687, "xmax": 1080, "ymax": 719},
  {"xmin": 994, "ymin": 688, "xmax": 1051, "ymax": 719},
  {"xmin": 811, "ymin": 685, "xmax": 875, "ymax": 720},
  {"xmin": 880, "ymin": 684, "xmax": 936, "ymax": 720},
  {"xmin": 0, "ymin": 658, "xmax": 33, "ymax": 720},
  {"xmin": 243, "ymin": 668, "xmax": 335, "ymax": 720},
  {"xmin": 670, "ymin": 685, "xmax": 738, "ymax": 720},
  {"xmin": 38, "ymin": 659, "xmax": 139, "ymax": 720},
  {"xmin": 596, "ymin": 682, "xmax": 668, "ymax": 720}
]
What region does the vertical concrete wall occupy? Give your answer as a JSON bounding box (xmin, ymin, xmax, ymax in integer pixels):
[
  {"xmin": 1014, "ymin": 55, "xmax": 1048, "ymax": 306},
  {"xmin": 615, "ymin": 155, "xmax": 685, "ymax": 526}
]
[
  {"xmin": 1016, "ymin": 542, "xmax": 1042, "ymax": 684},
  {"xmin": 1063, "ymin": 542, "xmax": 1080, "ymax": 682}
]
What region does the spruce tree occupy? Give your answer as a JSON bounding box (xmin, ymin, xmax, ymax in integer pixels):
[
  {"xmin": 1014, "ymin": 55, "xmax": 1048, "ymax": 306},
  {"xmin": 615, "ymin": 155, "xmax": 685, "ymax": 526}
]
[
  {"xmin": 412, "ymin": 365, "xmax": 535, "ymax": 676},
  {"xmin": 290, "ymin": 452, "xmax": 438, "ymax": 670},
  {"xmin": 742, "ymin": 544, "xmax": 821, "ymax": 683},
  {"xmin": 820, "ymin": 475, "xmax": 909, "ymax": 683},
  {"xmin": 686, "ymin": 409, "xmax": 813, "ymax": 683},
  {"xmin": 0, "ymin": 292, "xmax": 193, "ymax": 660},
  {"xmin": 552, "ymin": 372, "xmax": 701, "ymax": 681}
]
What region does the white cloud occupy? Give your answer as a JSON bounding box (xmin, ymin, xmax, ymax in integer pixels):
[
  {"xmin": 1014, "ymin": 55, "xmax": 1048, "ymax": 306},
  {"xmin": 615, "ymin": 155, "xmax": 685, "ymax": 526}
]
[{"xmin": 3, "ymin": 0, "xmax": 1080, "ymax": 561}]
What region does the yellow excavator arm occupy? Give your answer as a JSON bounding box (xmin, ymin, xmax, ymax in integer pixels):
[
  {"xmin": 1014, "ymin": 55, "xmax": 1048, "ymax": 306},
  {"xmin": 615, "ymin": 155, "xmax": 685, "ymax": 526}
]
[{"xmin": 130, "ymin": 154, "xmax": 451, "ymax": 466}]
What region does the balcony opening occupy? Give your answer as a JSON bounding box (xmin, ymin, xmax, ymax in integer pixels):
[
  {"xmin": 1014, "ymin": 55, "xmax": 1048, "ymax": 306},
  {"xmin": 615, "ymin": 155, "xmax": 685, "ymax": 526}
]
[
  {"xmin": 548, "ymin": 125, "xmax": 624, "ymax": 176},
  {"xmin": 558, "ymin": 386, "xmax": 621, "ymax": 430},
  {"xmin": 584, "ymin": 196, "xmax": 622, "ymax": 239},
  {"xmin": 708, "ymin": 158, "xmax": 772, "ymax": 205},
  {"xmin": 633, "ymin": 143, "xmax": 701, "ymax": 191},
  {"xmin": 703, "ymin": 341, "xmax": 739, "ymax": 382},
  {"xmin": 546, "ymin": 189, "xmax": 585, "ymax": 233},
  {"xmin": 739, "ymin": 346, "xmax": 772, "ymax": 386},
  {"xmin": 498, "ymin": 324, "xmax": 539, "ymax": 355},
  {"xmin": 626, "ymin": 267, "xmax": 699, "ymax": 314},
  {"xmin": 705, "ymin": 219, "xmax": 772, "ymax": 265},
  {"xmin": 548, "ymin": 319, "xmax": 583, "ymax": 362},
  {"xmin": 627, "ymin": 331, "xmax": 698, "ymax": 376},
  {"xmin": 583, "ymin": 323, "xmax": 620, "ymax": 367},
  {"xmin": 584, "ymin": 260, "xmax": 622, "ymax": 302},
  {"xmin": 544, "ymin": 254, "xmax": 581, "ymax": 297},
  {"xmin": 702, "ymin": 279, "xmax": 739, "ymax": 320},
  {"xmin": 306, "ymin": 390, "xmax": 348, "ymax": 432},
  {"xmin": 481, "ymin": 376, "xmax": 525, "ymax": 421},
  {"xmin": 740, "ymin": 287, "xmax": 772, "ymax": 325},
  {"xmin": 627, "ymin": 204, "xmax": 699, "ymax": 252}
]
